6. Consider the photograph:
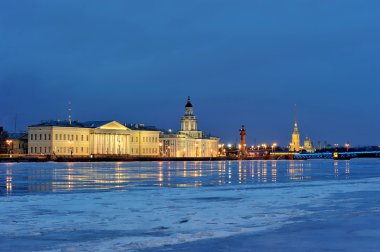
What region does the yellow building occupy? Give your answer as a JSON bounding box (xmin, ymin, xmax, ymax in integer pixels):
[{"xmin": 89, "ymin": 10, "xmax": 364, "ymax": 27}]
[
  {"xmin": 160, "ymin": 97, "xmax": 219, "ymax": 157},
  {"xmin": 289, "ymin": 120, "xmax": 300, "ymax": 152},
  {"xmin": 6, "ymin": 133, "xmax": 28, "ymax": 154},
  {"xmin": 128, "ymin": 124, "xmax": 160, "ymax": 156},
  {"xmin": 303, "ymin": 137, "xmax": 316, "ymax": 153},
  {"xmin": 28, "ymin": 120, "xmax": 160, "ymax": 157}
]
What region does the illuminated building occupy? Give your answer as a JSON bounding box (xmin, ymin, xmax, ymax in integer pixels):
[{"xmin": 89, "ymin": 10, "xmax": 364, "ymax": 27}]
[
  {"xmin": 160, "ymin": 97, "xmax": 219, "ymax": 157},
  {"xmin": 239, "ymin": 125, "xmax": 246, "ymax": 153},
  {"xmin": 289, "ymin": 119, "xmax": 300, "ymax": 152},
  {"xmin": 303, "ymin": 137, "xmax": 316, "ymax": 153},
  {"xmin": 5, "ymin": 133, "xmax": 28, "ymax": 154},
  {"xmin": 28, "ymin": 120, "xmax": 160, "ymax": 156}
]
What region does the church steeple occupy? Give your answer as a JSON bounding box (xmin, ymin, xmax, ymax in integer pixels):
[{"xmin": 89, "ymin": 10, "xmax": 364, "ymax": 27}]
[
  {"xmin": 290, "ymin": 105, "xmax": 300, "ymax": 152},
  {"xmin": 184, "ymin": 96, "xmax": 194, "ymax": 116},
  {"xmin": 180, "ymin": 96, "xmax": 201, "ymax": 137},
  {"xmin": 185, "ymin": 96, "xmax": 193, "ymax": 108}
]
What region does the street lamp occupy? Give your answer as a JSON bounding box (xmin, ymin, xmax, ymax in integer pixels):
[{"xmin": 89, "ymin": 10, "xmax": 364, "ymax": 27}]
[
  {"xmin": 271, "ymin": 143, "xmax": 277, "ymax": 153},
  {"xmin": 159, "ymin": 142, "xmax": 163, "ymax": 157},
  {"xmin": 166, "ymin": 145, "xmax": 171, "ymax": 157},
  {"xmin": 6, "ymin": 139, "xmax": 13, "ymax": 154},
  {"xmin": 68, "ymin": 140, "xmax": 73, "ymax": 157}
]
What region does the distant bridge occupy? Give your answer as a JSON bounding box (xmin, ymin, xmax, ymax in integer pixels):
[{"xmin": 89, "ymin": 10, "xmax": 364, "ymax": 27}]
[{"xmin": 271, "ymin": 151, "xmax": 380, "ymax": 160}]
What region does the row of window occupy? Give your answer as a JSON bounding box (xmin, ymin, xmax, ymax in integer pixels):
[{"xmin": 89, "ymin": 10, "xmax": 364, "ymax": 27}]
[
  {"xmin": 30, "ymin": 134, "xmax": 51, "ymax": 141},
  {"xmin": 131, "ymin": 136, "xmax": 158, "ymax": 143},
  {"xmin": 30, "ymin": 146, "xmax": 51, "ymax": 154},
  {"xmin": 55, "ymin": 146, "xmax": 89, "ymax": 154},
  {"xmin": 29, "ymin": 146, "xmax": 89, "ymax": 154},
  {"xmin": 55, "ymin": 134, "xmax": 89, "ymax": 142},
  {"xmin": 131, "ymin": 148, "xmax": 158, "ymax": 154},
  {"xmin": 30, "ymin": 133, "xmax": 89, "ymax": 142}
]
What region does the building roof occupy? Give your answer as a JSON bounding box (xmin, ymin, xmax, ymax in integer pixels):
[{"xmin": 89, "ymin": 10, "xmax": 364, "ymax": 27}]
[
  {"xmin": 126, "ymin": 123, "xmax": 161, "ymax": 131},
  {"xmin": 81, "ymin": 120, "xmax": 114, "ymax": 128},
  {"xmin": 29, "ymin": 120, "xmax": 85, "ymax": 128},
  {"xmin": 29, "ymin": 120, "xmax": 161, "ymax": 132},
  {"xmin": 185, "ymin": 96, "xmax": 193, "ymax": 108}
]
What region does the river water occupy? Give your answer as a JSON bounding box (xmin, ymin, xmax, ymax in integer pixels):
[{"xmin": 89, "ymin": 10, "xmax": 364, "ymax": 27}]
[{"xmin": 1, "ymin": 160, "xmax": 380, "ymax": 251}]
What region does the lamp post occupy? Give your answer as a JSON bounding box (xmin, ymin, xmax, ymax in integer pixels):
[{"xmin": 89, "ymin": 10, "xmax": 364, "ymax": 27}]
[
  {"xmin": 6, "ymin": 139, "xmax": 13, "ymax": 155},
  {"xmin": 159, "ymin": 142, "xmax": 163, "ymax": 157},
  {"xmin": 195, "ymin": 143, "xmax": 199, "ymax": 157},
  {"xmin": 271, "ymin": 143, "xmax": 277, "ymax": 153},
  {"xmin": 68, "ymin": 140, "xmax": 73, "ymax": 157}
]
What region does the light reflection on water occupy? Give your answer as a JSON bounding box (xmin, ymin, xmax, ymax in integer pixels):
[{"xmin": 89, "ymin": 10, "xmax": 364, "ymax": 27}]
[{"xmin": 0, "ymin": 159, "xmax": 372, "ymax": 196}]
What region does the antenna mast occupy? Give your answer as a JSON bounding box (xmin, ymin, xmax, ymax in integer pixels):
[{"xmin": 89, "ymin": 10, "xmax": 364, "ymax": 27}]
[{"xmin": 68, "ymin": 101, "xmax": 72, "ymax": 125}]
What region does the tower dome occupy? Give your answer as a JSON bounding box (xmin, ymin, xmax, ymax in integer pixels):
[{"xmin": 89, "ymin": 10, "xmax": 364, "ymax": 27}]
[{"xmin": 185, "ymin": 96, "xmax": 193, "ymax": 108}]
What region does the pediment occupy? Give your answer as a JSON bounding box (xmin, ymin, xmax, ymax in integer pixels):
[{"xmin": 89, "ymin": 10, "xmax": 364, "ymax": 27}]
[{"xmin": 98, "ymin": 121, "xmax": 130, "ymax": 130}]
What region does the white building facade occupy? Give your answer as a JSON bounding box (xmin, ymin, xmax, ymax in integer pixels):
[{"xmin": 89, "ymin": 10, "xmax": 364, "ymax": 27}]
[
  {"xmin": 160, "ymin": 97, "xmax": 219, "ymax": 157},
  {"xmin": 28, "ymin": 120, "xmax": 160, "ymax": 157}
]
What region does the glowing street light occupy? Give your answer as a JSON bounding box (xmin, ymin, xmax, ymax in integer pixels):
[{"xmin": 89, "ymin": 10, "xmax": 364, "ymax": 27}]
[{"xmin": 271, "ymin": 143, "xmax": 277, "ymax": 153}]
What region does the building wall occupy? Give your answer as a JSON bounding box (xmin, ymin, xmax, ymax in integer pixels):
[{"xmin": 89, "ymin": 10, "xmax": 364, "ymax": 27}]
[
  {"xmin": 28, "ymin": 126, "xmax": 53, "ymax": 154},
  {"xmin": 160, "ymin": 135, "xmax": 219, "ymax": 158},
  {"xmin": 29, "ymin": 126, "xmax": 161, "ymax": 157},
  {"xmin": 29, "ymin": 126, "xmax": 91, "ymax": 155},
  {"xmin": 7, "ymin": 138, "xmax": 28, "ymax": 154},
  {"xmin": 290, "ymin": 132, "xmax": 300, "ymax": 152},
  {"xmin": 90, "ymin": 132, "xmax": 129, "ymax": 155},
  {"xmin": 129, "ymin": 130, "xmax": 160, "ymax": 156}
]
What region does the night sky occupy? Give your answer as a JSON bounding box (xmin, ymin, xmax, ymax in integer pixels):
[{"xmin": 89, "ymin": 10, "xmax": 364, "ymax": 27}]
[{"xmin": 1, "ymin": 1, "xmax": 379, "ymax": 146}]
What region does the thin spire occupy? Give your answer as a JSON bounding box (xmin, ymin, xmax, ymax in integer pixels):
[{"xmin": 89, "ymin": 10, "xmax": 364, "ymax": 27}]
[
  {"xmin": 294, "ymin": 104, "xmax": 297, "ymax": 123},
  {"xmin": 68, "ymin": 101, "xmax": 72, "ymax": 125}
]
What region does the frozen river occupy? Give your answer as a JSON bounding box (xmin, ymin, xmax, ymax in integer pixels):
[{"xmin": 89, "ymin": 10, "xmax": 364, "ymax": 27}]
[{"xmin": 1, "ymin": 160, "xmax": 380, "ymax": 251}]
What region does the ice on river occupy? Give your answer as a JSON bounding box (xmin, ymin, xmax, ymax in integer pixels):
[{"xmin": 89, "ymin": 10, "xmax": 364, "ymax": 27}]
[{"xmin": 1, "ymin": 160, "xmax": 380, "ymax": 251}]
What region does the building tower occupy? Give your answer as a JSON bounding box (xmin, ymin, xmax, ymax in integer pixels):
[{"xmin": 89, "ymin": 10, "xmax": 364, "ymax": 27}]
[
  {"xmin": 240, "ymin": 125, "xmax": 246, "ymax": 153},
  {"xmin": 290, "ymin": 119, "xmax": 300, "ymax": 152},
  {"xmin": 179, "ymin": 96, "xmax": 202, "ymax": 138}
]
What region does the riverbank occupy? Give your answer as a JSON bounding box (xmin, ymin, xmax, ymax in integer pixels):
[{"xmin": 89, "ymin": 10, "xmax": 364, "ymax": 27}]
[{"xmin": 0, "ymin": 154, "xmax": 266, "ymax": 163}]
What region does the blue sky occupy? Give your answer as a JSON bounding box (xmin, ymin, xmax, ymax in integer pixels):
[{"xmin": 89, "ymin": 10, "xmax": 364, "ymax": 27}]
[{"xmin": 1, "ymin": 0, "xmax": 379, "ymax": 146}]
